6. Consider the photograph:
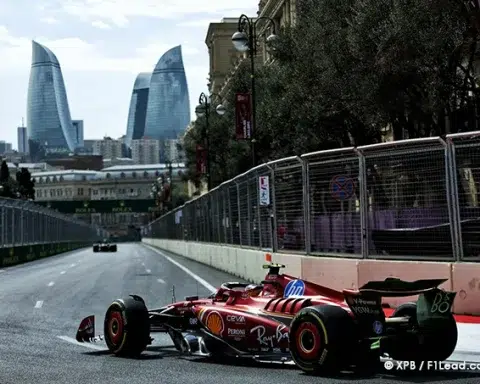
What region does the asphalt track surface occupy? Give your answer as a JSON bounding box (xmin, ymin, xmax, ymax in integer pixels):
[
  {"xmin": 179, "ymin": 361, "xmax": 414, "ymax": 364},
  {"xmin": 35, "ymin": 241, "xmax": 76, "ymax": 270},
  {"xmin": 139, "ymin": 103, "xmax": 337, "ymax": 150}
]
[{"xmin": 0, "ymin": 243, "xmax": 479, "ymax": 383}]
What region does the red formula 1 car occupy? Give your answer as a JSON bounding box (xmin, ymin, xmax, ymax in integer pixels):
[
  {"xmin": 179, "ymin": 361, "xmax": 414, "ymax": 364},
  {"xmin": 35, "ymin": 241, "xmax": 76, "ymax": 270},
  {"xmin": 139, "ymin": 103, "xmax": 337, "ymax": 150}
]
[{"xmin": 75, "ymin": 263, "xmax": 458, "ymax": 374}]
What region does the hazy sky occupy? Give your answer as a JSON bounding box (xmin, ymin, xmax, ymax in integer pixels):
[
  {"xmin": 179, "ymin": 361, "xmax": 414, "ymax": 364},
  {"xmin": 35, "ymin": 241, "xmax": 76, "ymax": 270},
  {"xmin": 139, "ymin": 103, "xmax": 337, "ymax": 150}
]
[{"xmin": 0, "ymin": 0, "xmax": 257, "ymax": 149}]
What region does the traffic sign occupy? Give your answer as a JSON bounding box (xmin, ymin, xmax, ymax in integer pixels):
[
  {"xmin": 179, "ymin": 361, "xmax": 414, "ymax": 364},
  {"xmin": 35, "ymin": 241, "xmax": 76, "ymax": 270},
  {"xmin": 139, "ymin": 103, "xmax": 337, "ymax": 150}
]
[
  {"xmin": 330, "ymin": 175, "xmax": 355, "ymax": 201},
  {"xmin": 258, "ymin": 176, "xmax": 270, "ymax": 206}
]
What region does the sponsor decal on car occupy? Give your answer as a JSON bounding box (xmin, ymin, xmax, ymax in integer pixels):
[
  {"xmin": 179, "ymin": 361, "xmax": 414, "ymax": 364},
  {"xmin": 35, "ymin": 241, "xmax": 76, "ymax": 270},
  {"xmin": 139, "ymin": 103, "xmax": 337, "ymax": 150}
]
[
  {"xmin": 226, "ymin": 315, "xmax": 245, "ymax": 323},
  {"xmin": 227, "ymin": 328, "xmax": 245, "ymax": 340},
  {"xmin": 205, "ymin": 311, "xmax": 224, "ymax": 336},
  {"xmin": 346, "ymin": 296, "xmax": 381, "ymax": 315},
  {"xmin": 284, "ymin": 279, "xmax": 305, "ymax": 297}
]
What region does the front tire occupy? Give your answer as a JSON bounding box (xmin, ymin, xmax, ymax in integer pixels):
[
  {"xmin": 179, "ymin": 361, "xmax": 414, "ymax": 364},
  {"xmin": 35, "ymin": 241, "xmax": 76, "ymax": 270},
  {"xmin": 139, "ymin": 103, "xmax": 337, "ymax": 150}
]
[
  {"xmin": 104, "ymin": 296, "xmax": 150, "ymax": 357},
  {"xmin": 289, "ymin": 305, "xmax": 356, "ymax": 374}
]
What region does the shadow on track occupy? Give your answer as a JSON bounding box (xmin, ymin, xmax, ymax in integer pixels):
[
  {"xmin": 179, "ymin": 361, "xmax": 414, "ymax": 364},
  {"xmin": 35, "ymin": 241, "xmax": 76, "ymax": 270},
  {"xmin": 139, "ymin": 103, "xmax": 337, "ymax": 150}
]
[{"xmin": 81, "ymin": 346, "xmax": 480, "ymax": 381}]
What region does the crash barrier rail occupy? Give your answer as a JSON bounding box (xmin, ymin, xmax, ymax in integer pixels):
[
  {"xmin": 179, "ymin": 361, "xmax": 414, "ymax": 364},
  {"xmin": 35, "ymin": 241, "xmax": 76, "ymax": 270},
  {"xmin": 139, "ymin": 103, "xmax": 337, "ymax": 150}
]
[
  {"xmin": 0, "ymin": 197, "xmax": 104, "ymax": 267},
  {"xmin": 145, "ymin": 131, "xmax": 480, "ymax": 262}
]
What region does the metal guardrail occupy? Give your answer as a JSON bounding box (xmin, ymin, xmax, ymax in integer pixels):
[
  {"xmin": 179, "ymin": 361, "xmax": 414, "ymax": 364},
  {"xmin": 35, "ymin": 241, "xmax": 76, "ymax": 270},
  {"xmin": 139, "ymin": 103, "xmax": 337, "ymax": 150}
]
[
  {"xmin": 145, "ymin": 131, "xmax": 480, "ymax": 262},
  {"xmin": 0, "ymin": 197, "xmax": 103, "ymax": 247}
]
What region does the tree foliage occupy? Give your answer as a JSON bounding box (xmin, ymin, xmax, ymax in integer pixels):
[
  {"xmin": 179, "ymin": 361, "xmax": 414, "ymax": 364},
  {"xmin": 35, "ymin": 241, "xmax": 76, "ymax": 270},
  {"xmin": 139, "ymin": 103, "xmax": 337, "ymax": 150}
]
[
  {"xmin": 0, "ymin": 160, "xmax": 35, "ymax": 200},
  {"xmin": 183, "ymin": 0, "xmax": 478, "ymax": 189}
]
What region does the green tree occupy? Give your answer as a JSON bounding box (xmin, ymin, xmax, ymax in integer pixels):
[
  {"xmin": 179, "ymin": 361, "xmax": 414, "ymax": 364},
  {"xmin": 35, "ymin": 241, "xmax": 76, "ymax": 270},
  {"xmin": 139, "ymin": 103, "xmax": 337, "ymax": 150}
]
[
  {"xmin": 182, "ymin": 61, "xmax": 258, "ymax": 189},
  {"xmin": 0, "ymin": 160, "xmax": 15, "ymax": 198},
  {"xmin": 345, "ymin": 0, "xmax": 473, "ymax": 138},
  {"xmin": 16, "ymin": 167, "xmax": 35, "ymax": 200}
]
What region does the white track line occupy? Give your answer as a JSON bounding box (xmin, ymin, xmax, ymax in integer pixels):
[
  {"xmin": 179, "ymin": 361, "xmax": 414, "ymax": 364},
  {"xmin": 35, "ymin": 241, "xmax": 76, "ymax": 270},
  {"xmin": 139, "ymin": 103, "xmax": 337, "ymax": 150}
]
[
  {"xmin": 60, "ymin": 271, "xmax": 66, "ymax": 274},
  {"xmin": 47, "ymin": 281, "xmax": 55, "ymax": 287},
  {"xmin": 157, "ymin": 278, "xmax": 165, "ymax": 284},
  {"xmin": 0, "ymin": 270, "xmax": 5, "ymax": 273},
  {"xmin": 57, "ymin": 336, "xmax": 106, "ymax": 351},
  {"xmin": 34, "ymin": 300, "xmax": 43, "ymax": 308},
  {"xmin": 70, "ymin": 263, "xmax": 76, "ymax": 268},
  {"xmin": 141, "ymin": 262, "xmax": 145, "ymax": 266},
  {"xmin": 143, "ymin": 244, "xmax": 216, "ymax": 292},
  {"xmin": 145, "ymin": 269, "xmax": 151, "ymax": 274}
]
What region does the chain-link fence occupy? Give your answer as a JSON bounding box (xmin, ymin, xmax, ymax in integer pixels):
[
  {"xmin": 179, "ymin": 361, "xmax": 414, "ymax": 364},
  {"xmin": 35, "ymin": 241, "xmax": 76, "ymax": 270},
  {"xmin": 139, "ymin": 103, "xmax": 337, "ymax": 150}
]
[
  {"xmin": 146, "ymin": 131, "xmax": 480, "ymax": 261},
  {"xmin": 0, "ymin": 197, "xmax": 101, "ymax": 247}
]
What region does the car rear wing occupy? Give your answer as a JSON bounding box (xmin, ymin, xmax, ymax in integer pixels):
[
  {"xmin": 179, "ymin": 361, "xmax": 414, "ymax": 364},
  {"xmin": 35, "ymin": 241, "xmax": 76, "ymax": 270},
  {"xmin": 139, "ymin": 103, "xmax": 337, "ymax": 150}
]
[
  {"xmin": 356, "ymin": 277, "xmax": 448, "ymax": 297},
  {"xmin": 343, "ymin": 277, "xmax": 456, "ymax": 336}
]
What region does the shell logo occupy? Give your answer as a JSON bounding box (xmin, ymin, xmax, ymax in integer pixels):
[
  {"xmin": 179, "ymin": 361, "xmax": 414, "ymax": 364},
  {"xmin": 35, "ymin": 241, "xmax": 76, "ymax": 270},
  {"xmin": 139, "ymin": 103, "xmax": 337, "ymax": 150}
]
[{"xmin": 205, "ymin": 311, "xmax": 224, "ymax": 336}]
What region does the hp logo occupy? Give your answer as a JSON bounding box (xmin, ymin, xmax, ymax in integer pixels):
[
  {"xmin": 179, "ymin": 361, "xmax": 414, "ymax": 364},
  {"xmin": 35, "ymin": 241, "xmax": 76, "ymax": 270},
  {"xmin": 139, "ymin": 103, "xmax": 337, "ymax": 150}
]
[{"xmin": 284, "ymin": 279, "xmax": 305, "ymax": 297}]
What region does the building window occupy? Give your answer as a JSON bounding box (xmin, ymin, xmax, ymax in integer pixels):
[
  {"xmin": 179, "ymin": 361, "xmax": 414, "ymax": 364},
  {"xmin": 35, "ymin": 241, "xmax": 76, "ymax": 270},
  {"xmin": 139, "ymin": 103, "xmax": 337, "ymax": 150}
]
[
  {"xmin": 143, "ymin": 171, "xmax": 149, "ymax": 178},
  {"xmin": 78, "ymin": 188, "xmax": 84, "ymax": 196},
  {"xmin": 120, "ymin": 172, "xmax": 125, "ymax": 178},
  {"xmin": 106, "ymin": 173, "xmax": 111, "ymax": 179},
  {"xmin": 132, "ymin": 171, "xmax": 137, "ymax": 178}
]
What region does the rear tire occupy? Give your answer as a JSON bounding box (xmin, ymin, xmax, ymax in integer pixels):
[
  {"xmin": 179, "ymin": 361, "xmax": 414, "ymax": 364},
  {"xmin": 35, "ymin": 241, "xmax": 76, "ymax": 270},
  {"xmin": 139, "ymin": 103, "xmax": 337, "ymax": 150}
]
[
  {"xmin": 104, "ymin": 296, "xmax": 150, "ymax": 357},
  {"xmin": 386, "ymin": 302, "xmax": 457, "ymax": 362},
  {"xmin": 289, "ymin": 305, "xmax": 356, "ymax": 375},
  {"xmin": 93, "ymin": 246, "xmax": 99, "ymax": 253}
]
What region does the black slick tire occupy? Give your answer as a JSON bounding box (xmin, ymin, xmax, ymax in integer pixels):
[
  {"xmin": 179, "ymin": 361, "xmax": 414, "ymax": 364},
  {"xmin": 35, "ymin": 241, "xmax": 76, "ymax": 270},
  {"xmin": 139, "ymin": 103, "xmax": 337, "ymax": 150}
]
[
  {"xmin": 387, "ymin": 302, "xmax": 457, "ymax": 362},
  {"xmin": 289, "ymin": 305, "xmax": 356, "ymax": 375},
  {"xmin": 104, "ymin": 295, "xmax": 150, "ymax": 357}
]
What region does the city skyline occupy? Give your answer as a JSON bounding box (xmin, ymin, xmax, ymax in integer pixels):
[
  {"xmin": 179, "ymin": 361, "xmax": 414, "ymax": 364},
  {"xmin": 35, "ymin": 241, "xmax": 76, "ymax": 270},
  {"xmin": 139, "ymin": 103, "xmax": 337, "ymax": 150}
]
[
  {"xmin": 27, "ymin": 40, "xmax": 77, "ymax": 153},
  {"xmin": 144, "ymin": 45, "xmax": 191, "ymax": 141},
  {"xmin": 0, "ymin": 2, "xmax": 258, "ymax": 149},
  {"xmin": 124, "ymin": 72, "xmax": 151, "ymax": 148}
]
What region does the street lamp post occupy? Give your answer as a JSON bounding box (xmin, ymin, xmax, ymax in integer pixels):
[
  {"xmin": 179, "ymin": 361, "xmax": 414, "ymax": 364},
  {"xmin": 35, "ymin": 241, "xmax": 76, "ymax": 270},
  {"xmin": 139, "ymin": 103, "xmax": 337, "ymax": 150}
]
[
  {"xmin": 232, "ymin": 14, "xmax": 278, "ymax": 168},
  {"xmin": 195, "ymin": 93, "xmax": 225, "ymax": 190}
]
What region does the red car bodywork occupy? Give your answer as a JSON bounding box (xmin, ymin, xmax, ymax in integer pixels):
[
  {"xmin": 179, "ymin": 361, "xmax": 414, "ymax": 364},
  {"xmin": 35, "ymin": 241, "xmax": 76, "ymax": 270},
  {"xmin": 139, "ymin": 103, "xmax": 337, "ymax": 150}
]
[
  {"xmin": 76, "ymin": 263, "xmax": 455, "ymax": 364},
  {"xmin": 152, "ymin": 266, "xmax": 366, "ymax": 353}
]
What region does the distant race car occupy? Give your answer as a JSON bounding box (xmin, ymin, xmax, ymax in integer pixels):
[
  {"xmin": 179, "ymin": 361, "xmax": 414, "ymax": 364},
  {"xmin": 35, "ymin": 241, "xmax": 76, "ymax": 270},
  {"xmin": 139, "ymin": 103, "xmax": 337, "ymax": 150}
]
[
  {"xmin": 92, "ymin": 239, "xmax": 117, "ymax": 253},
  {"xmin": 75, "ymin": 263, "xmax": 457, "ymax": 374}
]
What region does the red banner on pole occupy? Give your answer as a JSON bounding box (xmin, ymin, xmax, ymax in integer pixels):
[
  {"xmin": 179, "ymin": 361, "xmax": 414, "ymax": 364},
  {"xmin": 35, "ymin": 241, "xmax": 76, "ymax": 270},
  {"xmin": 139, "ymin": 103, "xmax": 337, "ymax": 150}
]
[
  {"xmin": 235, "ymin": 93, "xmax": 252, "ymax": 140},
  {"xmin": 196, "ymin": 144, "xmax": 207, "ymax": 174}
]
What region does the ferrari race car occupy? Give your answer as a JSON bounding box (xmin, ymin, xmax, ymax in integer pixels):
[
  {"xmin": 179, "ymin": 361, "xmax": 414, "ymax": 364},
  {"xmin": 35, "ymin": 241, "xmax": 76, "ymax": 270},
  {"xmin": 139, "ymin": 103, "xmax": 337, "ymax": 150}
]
[
  {"xmin": 93, "ymin": 239, "xmax": 117, "ymax": 253},
  {"xmin": 75, "ymin": 263, "xmax": 458, "ymax": 374}
]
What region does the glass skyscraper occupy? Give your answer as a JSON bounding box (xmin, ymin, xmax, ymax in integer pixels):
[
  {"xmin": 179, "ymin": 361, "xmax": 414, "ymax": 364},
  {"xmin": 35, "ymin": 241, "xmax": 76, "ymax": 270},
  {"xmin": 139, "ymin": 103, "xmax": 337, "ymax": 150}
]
[
  {"xmin": 144, "ymin": 45, "xmax": 191, "ymax": 141},
  {"xmin": 27, "ymin": 40, "xmax": 76, "ymax": 153},
  {"xmin": 125, "ymin": 72, "xmax": 151, "ymax": 148}
]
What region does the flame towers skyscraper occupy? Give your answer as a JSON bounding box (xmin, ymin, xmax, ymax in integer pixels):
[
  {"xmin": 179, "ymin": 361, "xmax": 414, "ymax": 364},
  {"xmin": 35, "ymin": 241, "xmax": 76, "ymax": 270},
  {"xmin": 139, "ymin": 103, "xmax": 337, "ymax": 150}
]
[{"xmin": 27, "ymin": 40, "xmax": 76, "ymax": 154}]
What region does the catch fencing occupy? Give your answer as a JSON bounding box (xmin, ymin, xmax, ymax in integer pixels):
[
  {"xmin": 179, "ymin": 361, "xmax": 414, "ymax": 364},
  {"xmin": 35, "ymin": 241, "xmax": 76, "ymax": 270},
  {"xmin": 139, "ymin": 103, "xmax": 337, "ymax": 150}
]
[
  {"xmin": 146, "ymin": 131, "xmax": 480, "ymax": 262},
  {"xmin": 0, "ymin": 197, "xmax": 102, "ymax": 247}
]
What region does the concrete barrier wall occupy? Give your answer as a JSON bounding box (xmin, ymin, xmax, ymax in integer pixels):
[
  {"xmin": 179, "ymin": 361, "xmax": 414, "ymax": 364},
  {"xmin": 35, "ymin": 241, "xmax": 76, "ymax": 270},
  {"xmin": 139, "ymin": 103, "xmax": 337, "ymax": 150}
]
[
  {"xmin": 0, "ymin": 241, "xmax": 92, "ymax": 268},
  {"xmin": 142, "ymin": 238, "xmax": 480, "ymax": 316}
]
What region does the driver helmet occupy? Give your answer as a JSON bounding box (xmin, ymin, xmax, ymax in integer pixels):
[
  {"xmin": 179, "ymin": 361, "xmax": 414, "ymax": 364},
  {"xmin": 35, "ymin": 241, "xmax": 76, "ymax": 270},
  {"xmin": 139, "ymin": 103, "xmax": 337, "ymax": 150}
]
[{"xmin": 244, "ymin": 284, "xmax": 263, "ymax": 297}]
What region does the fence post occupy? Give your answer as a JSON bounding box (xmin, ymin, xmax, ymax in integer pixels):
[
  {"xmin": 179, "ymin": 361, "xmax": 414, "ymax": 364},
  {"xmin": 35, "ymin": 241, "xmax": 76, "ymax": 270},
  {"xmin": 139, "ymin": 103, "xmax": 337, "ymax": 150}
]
[
  {"xmin": 246, "ymin": 180, "xmax": 252, "ymax": 247},
  {"xmin": 255, "ymin": 173, "xmax": 263, "ymax": 249},
  {"xmin": 20, "ymin": 205, "xmax": 25, "ymax": 246},
  {"xmin": 355, "ymin": 148, "xmax": 369, "ymax": 259},
  {"xmin": 235, "ymin": 180, "xmax": 242, "ymax": 246},
  {"xmin": 300, "ymin": 157, "xmax": 311, "ymax": 255},
  {"xmin": 0, "ymin": 201, "xmax": 4, "ymax": 247},
  {"xmin": 445, "ymin": 138, "xmax": 463, "ymax": 260},
  {"xmin": 265, "ymin": 163, "xmax": 277, "ymax": 253},
  {"xmin": 227, "ymin": 186, "xmax": 233, "ymax": 244}
]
